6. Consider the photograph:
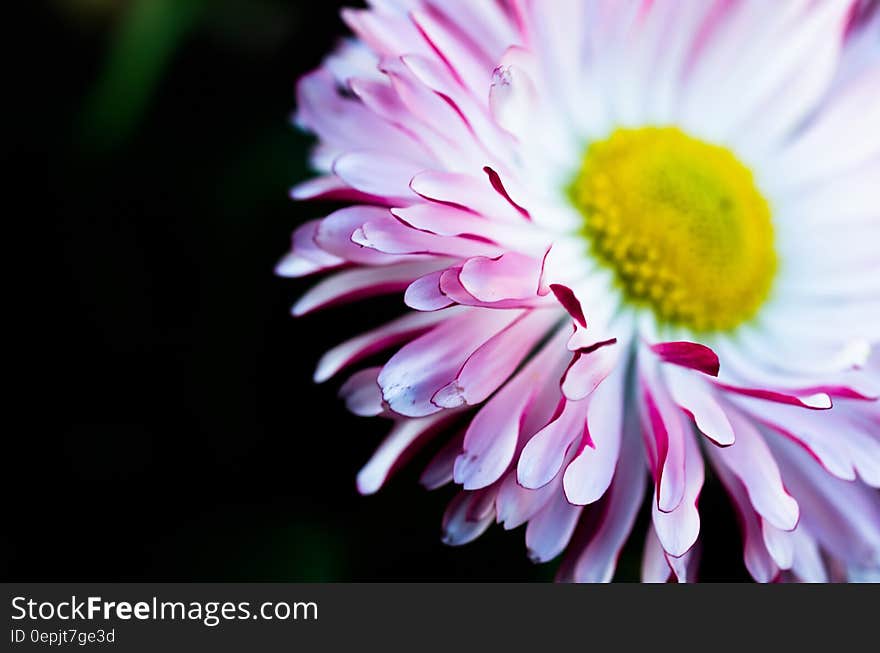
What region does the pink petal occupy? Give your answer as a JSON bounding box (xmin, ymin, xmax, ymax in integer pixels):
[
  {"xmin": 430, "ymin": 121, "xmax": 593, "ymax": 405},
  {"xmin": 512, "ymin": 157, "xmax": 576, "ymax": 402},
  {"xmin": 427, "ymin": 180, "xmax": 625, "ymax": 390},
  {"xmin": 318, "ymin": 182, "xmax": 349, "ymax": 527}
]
[
  {"xmin": 641, "ymin": 528, "xmax": 672, "ymax": 583},
  {"xmin": 707, "ymin": 448, "xmax": 779, "ymax": 583},
  {"xmin": 562, "ymin": 419, "xmax": 647, "ymax": 582},
  {"xmin": 789, "ymin": 529, "xmax": 828, "ymax": 583},
  {"xmin": 666, "ymin": 546, "xmax": 698, "ymax": 584},
  {"xmin": 420, "ymin": 430, "xmax": 464, "ymax": 491},
  {"xmin": 458, "ymin": 252, "xmax": 543, "ymax": 303},
  {"xmin": 295, "ymin": 68, "xmax": 414, "ymax": 164},
  {"xmin": 715, "ymin": 382, "xmax": 832, "ymax": 410},
  {"xmin": 442, "ymin": 489, "xmax": 497, "ymax": 546},
  {"xmin": 377, "ymin": 56, "xmax": 484, "ymax": 167},
  {"xmin": 275, "ymin": 219, "xmax": 344, "ymax": 278},
  {"xmin": 650, "ymin": 341, "xmax": 720, "ymax": 377},
  {"xmin": 315, "ymin": 308, "xmax": 459, "ymax": 382},
  {"xmin": 409, "ymin": 7, "xmax": 495, "ymax": 100},
  {"xmin": 439, "ymin": 265, "xmax": 544, "ymax": 309},
  {"xmin": 289, "ymin": 175, "xmax": 381, "ymax": 203},
  {"xmin": 339, "ymin": 367, "xmax": 384, "ymax": 417},
  {"xmin": 353, "ymin": 216, "xmax": 502, "ymax": 258},
  {"xmin": 332, "ymin": 150, "xmax": 422, "ymax": 199},
  {"xmin": 357, "ymin": 413, "xmax": 449, "ymax": 495},
  {"xmin": 518, "ymin": 397, "xmax": 587, "ymax": 490},
  {"xmin": 665, "ymin": 365, "xmax": 735, "ymax": 447},
  {"xmin": 640, "ymin": 358, "xmax": 688, "ymax": 514},
  {"xmin": 409, "ymin": 170, "xmax": 524, "ymax": 223},
  {"xmin": 379, "ymin": 308, "xmax": 521, "ymax": 417},
  {"xmin": 562, "ymin": 362, "xmax": 628, "ymax": 505},
  {"xmin": 454, "ymin": 329, "xmax": 569, "ymax": 490},
  {"xmin": 404, "ymin": 270, "xmax": 455, "ymax": 311},
  {"xmin": 549, "ymin": 284, "xmax": 587, "ymax": 328},
  {"xmin": 399, "ymin": 53, "xmax": 509, "ymax": 157},
  {"xmin": 785, "ymin": 381, "xmax": 879, "ymax": 402},
  {"xmin": 843, "ymin": 415, "xmax": 880, "ymax": 488},
  {"xmin": 315, "ymin": 206, "xmax": 408, "ymax": 266},
  {"xmin": 348, "ymin": 75, "xmax": 419, "ymax": 129},
  {"xmin": 762, "ymin": 521, "xmax": 795, "ymax": 571},
  {"xmin": 292, "ymin": 261, "xmax": 445, "ymax": 316},
  {"xmin": 340, "ymin": 8, "xmax": 425, "ymax": 62},
  {"xmin": 482, "ymin": 166, "xmax": 531, "ymax": 220},
  {"xmin": 433, "ymin": 309, "xmax": 556, "ymax": 408},
  {"xmin": 566, "ymin": 318, "xmax": 619, "ymax": 352},
  {"xmin": 495, "ymin": 469, "xmax": 557, "ymax": 530},
  {"xmin": 391, "ymin": 204, "xmax": 546, "ymax": 254},
  {"xmin": 711, "ymin": 408, "xmax": 800, "ymax": 531},
  {"xmin": 650, "ymin": 430, "xmax": 704, "ymax": 558},
  {"xmin": 525, "ymin": 491, "xmax": 583, "ymax": 563},
  {"xmin": 489, "ymin": 59, "xmax": 539, "ymax": 138},
  {"xmin": 561, "ymin": 340, "xmax": 620, "ymax": 402},
  {"xmin": 737, "ymin": 396, "xmax": 857, "ymax": 481},
  {"xmin": 769, "ymin": 434, "xmax": 880, "ymax": 567}
]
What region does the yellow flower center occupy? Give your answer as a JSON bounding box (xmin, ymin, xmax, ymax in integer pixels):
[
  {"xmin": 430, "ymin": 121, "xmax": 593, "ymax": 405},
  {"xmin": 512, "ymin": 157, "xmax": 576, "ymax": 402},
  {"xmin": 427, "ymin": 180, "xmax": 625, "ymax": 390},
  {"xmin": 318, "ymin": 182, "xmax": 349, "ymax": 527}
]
[{"xmin": 569, "ymin": 127, "xmax": 776, "ymax": 333}]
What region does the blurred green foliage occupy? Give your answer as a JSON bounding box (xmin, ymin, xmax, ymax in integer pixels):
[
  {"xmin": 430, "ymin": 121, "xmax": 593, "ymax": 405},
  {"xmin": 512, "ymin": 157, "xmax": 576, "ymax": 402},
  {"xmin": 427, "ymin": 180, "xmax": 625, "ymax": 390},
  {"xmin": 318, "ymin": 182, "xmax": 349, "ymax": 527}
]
[
  {"xmin": 78, "ymin": 0, "xmax": 206, "ymax": 151},
  {"xmin": 75, "ymin": 0, "xmax": 306, "ymax": 153}
]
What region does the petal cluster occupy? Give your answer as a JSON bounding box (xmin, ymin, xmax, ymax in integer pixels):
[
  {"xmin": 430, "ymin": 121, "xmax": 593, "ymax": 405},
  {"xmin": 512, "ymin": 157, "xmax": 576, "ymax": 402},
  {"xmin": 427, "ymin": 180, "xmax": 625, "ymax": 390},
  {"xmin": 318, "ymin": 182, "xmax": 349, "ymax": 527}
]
[{"xmin": 280, "ymin": 0, "xmax": 880, "ymax": 582}]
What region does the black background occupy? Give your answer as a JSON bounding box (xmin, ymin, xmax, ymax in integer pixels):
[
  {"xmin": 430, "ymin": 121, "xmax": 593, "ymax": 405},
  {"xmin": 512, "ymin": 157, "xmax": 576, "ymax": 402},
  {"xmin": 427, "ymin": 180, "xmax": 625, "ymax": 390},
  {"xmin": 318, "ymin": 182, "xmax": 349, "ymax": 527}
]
[{"xmin": 7, "ymin": 0, "xmax": 748, "ymax": 581}]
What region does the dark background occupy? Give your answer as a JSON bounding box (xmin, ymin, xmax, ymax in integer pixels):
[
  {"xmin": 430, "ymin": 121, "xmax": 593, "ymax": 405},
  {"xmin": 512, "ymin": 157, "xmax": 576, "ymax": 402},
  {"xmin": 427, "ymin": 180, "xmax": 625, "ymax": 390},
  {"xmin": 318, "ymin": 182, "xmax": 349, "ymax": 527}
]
[{"xmin": 8, "ymin": 0, "xmax": 747, "ymax": 581}]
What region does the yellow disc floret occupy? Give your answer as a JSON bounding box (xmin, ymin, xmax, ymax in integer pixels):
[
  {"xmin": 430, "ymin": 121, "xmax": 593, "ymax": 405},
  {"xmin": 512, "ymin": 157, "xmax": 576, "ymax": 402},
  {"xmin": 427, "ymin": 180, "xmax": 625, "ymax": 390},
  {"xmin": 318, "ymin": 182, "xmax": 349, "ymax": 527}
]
[{"xmin": 569, "ymin": 127, "xmax": 776, "ymax": 333}]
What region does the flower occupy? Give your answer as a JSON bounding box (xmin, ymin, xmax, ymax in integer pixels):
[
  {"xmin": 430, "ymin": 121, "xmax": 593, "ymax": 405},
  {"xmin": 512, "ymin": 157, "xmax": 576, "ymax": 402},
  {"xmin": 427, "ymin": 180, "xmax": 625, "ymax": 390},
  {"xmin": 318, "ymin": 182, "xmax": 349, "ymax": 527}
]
[{"xmin": 278, "ymin": 0, "xmax": 880, "ymax": 582}]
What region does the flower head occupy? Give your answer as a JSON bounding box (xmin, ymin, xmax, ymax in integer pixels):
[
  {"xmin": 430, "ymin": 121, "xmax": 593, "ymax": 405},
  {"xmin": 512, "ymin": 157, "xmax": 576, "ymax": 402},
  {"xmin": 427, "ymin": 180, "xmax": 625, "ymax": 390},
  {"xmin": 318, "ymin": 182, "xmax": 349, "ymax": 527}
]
[{"xmin": 279, "ymin": 0, "xmax": 880, "ymax": 582}]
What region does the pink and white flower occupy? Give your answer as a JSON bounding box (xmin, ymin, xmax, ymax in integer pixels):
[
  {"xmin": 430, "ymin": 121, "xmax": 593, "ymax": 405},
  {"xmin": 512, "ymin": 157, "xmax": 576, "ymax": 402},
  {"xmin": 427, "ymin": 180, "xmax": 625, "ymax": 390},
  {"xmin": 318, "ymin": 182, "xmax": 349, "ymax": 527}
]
[{"xmin": 279, "ymin": 0, "xmax": 880, "ymax": 582}]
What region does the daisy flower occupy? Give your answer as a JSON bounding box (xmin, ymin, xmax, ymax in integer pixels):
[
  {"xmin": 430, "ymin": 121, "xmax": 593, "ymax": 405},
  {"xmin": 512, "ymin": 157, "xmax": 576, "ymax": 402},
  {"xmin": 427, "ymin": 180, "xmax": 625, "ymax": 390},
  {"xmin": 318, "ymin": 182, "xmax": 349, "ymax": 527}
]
[{"xmin": 278, "ymin": 0, "xmax": 880, "ymax": 582}]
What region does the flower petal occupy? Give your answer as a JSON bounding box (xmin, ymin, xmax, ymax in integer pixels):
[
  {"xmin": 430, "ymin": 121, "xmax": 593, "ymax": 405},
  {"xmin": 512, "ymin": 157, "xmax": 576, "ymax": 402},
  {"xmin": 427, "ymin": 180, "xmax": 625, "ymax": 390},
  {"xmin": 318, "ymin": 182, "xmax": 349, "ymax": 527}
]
[
  {"xmin": 650, "ymin": 430, "xmax": 704, "ymax": 558},
  {"xmin": 458, "ymin": 252, "xmax": 543, "ymax": 302},
  {"xmin": 665, "ymin": 365, "xmax": 736, "ymax": 447},
  {"xmin": 710, "ymin": 407, "xmax": 800, "ymax": 531},
  {"xmin": 357, "ymin": 413, "xmax": 450, "ymax": 495},
  {"xmin": 434, "ymin": 309, "xmax": 558, "ymax": 408},
  {"xmin": 276, "ymin": 219, "xmax": 344, "ymax": 278},
  {"xmin": 379, "ymin": 308, "xmax": 521, "ymax": 417},
  {"xmin": 495, "ymin": 469, "xmax": 558, "ymax": 530},
  {"xmin": 562, "ymin": 361, "xmax": 628, "ymax": 505},
  {"xmin": 518, "ymin": 397, "xmax": 586, "ymax": 490},
  {"xmin": 442, "ymin": 489, "xmax": 497, "ymax": 546},
  {"xmin": 561, "ymin": 418, "xmax": 647, "ymax": 582},
  {"xmin": 404, "ymin": 270, "xmax": 455, "ymax": 311},
  {"xmin": 340, "ymin": 367, "xmax": 385, "ymax": 417},
  {"xmin": 651, "ymin": 341, "xmax": 720, "ymax": 377},
  {"xmin": 525, "ymin": 491, "xmax": 583, "ymax": 563},
  {"xmin": 707, "ymin": 446, "xmax": 780, "ymax": 583},
  {"xmin": 561, "ymin": 340, "xmax": 620, "ymax": 402},
  {"xmin": 293, "ymin": 261, "xmax": 447, "ymax": 316},
  {"xmin": 454, "ymin": 328, "xmax": 570, "ymax": 489},
  {"xmin": 315, "ymin": 308, "xmax": 461, "ymax": 382},
  {"xmin": 420, "ymin": 430, "xmax": 464, "ymax": 491}
]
